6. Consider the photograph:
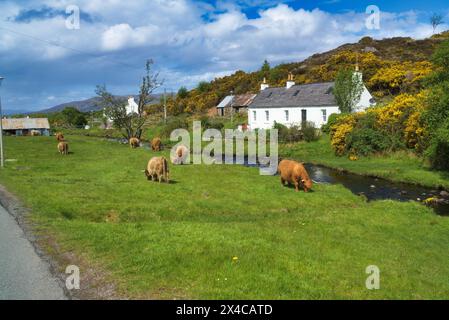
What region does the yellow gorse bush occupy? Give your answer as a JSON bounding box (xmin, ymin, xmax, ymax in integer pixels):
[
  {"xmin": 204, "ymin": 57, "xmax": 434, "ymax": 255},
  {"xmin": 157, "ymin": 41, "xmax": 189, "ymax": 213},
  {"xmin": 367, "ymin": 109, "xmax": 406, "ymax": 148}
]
[
  {"xmin": 330, "ymin": 91, "xmax": 428, "ymax": 156},
  {"xmin": 330, "ymin": 114, "xmax": 356, "ymax": 156}
]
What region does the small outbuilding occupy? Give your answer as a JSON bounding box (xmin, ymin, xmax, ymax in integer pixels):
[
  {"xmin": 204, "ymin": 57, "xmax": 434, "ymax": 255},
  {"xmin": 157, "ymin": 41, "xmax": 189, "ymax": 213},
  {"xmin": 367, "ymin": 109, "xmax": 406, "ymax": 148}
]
[
  {"xmin": 216, "ymin": 93, "xmax": 257, "ymax": 117},
  {"xmin": 1, "ymin": 117, "xmax": 50, "ymax": 136}
]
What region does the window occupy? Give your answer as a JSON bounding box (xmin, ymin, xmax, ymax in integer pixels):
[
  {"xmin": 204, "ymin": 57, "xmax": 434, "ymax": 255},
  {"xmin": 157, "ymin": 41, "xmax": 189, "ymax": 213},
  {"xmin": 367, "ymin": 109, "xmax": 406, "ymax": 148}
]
[
  {"xmin": 285, "ymin": 110, "xmax": 289, "ymax": 122},
  {"xmin": 265, "ymin": 111, "xmax": 270, "ymax": 122},
  {"xmin": 293, "ymin": 90, "xmax": 300, "ymax": 97},
  {"xmin": 322, "ymin": 109, "xmax": 327, "ymax": 122},
  {"xmin": 253, "ymin": 111, "xmax": 257, "ymax": 121},
  {"xmin": 301, "ymin": 109, "xmax": 307, "ymax": 122}
]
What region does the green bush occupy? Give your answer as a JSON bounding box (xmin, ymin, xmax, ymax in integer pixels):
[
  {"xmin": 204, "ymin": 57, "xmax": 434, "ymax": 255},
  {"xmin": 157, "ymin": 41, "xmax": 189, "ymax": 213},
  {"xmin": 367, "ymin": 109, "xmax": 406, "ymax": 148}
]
[
  {"xmin": 161, "ymin": 116, "xmax": 190, "ymax": 138},
  {"xmin": 342, "ymin": 112, "xmax": 403, "ymax": 156},
  {"xmin": 200, "ymin": 116, "xmax": 225, "ymax": 130},
  {"xmin": 426, "ymin": 122, "xmax": 449, "ymax": 170},
  {"xmin": 273, "ymin": 122, "xmax": 303, "ymax": 143},
  {"xmin": 346, "ymin": 127, "xmax": 390, "ymax": 156},
  {"xmin": 321, "ymin": 113, "xmax": 341, "ymax": 134},
  {"xmin": 301, "ymin": 121, "xmax": 320, "ymax": 142}
]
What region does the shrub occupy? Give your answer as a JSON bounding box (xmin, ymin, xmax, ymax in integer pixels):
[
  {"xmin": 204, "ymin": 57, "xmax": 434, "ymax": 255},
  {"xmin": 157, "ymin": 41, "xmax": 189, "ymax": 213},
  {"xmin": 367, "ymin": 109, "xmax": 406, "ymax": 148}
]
[
  {"xmin": 200, "ymin": 116, "xmax": 225, "ymax": 130},
  {"xmin": 426, "ymin": 121, "xmax": 449, "ymax": 170},
  {"xmin": 161, "ymin": 116, "xmax": 189, "ymax": 138},
  {"xmin": 330, "ymin": 114, "xmax": 356, "ymax": 156},
  {"xmin": 321, "ymin": 113, "xmax": 341, "ymax": 134},
  {"xmin": 273, "ymin": 122, "xmax": 303, "ymax": 143},
  {"xmin": 301, "ymin": 121, "xmax": 320, "ymax": 142},
  {"xmin": 345, "ymin": 113, "xmax": 390, "ymax": 156}
]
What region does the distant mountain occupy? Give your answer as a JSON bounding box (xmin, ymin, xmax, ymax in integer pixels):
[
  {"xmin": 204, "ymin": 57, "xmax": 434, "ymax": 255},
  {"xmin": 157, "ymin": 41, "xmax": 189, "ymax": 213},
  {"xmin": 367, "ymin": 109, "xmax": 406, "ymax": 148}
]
[{"xmin": 38, "ymin": 94, "xmax": 165, "ymax": 114}]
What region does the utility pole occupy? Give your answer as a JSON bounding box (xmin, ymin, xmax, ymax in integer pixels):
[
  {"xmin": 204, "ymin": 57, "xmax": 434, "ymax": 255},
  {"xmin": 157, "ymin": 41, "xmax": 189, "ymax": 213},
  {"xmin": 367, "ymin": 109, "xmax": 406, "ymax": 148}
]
[
  {"xmin": 163, "ymin": 88, "xmax": 167, "ymax": 124},
  {"xmin": 230, "ymin": 90, "xmax": 234, "ymax": 127},
  {"xmin": 0, "ymin": 76, "xmax": 4, "ymax": 168}
]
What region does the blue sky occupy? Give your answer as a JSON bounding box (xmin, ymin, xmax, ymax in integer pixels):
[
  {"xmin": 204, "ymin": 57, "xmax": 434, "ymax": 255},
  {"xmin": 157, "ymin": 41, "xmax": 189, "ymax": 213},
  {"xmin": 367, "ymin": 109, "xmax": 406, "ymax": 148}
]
[{"xmin": 0, "ymin": 0, "xmax": 448, "ymax": 112}]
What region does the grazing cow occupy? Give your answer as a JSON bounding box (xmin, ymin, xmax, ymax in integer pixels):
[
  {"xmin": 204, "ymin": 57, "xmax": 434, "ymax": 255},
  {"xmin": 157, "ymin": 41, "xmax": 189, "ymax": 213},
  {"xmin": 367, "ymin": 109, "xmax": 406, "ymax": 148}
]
[
  {"xmin": 129, "ymin": 137, "xmax": 140, "ymax": 148},
  {"xmin": 55, "ymin": 132, "xmax": 65, "ymax": 142},
  {"xmin": 58, "ymin": 142, "xmax": 69, "ymax": 155},
  {"xmin": 278, "ymin": 159, "xmax": 313, "ymax": 192},
  {"xmin": 145, "ymin": 157, "xmax": 169, "ymax": 183},
  {"xmin": 171, "ymin": 145, "xmax": 189, "ymax": 165},
  {"xmin": 151, "ymin": 137, "xmax": 162, "ymax": 151},
  {"xmin": 31, "ymin": 130, "xmax": 41, "ymax": 136}
]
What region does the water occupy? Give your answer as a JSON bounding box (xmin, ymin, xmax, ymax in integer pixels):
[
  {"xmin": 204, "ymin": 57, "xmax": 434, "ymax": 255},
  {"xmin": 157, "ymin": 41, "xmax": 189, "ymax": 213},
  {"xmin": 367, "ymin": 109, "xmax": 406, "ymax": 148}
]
[
  {"xmin": 240, "ymin": 157, "xmax": 449, "ymax": 216},
  {"xmin": 105, "ymin": 138, "xmax": 449, "ymax": 216},
  {"xmin": 303, "ymin": 164, "xmax": 449, "ymax": 216}
]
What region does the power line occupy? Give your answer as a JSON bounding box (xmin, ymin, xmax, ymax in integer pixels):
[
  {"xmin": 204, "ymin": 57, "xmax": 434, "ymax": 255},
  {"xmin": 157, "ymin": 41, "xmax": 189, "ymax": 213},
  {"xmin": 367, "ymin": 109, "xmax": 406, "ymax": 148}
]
[{"xmin": 0, "ymin": 25, "xmax": 143, "ymax": 71}]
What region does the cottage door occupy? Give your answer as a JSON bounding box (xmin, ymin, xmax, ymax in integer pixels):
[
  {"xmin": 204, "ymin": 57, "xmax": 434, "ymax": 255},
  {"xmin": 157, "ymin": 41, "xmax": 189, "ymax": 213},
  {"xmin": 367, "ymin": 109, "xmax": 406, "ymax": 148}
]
[{"xmin": 301, "ymin": 109, "xmax": 307, "ymax": 122}]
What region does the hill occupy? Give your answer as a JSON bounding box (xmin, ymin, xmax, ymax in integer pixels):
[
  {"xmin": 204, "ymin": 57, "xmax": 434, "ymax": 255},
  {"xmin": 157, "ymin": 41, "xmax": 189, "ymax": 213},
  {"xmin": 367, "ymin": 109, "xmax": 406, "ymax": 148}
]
[
  {"xmin": 163, "ymin": 31, "xmax": 449, "ymax": 115},
  {"xmin": 38, "ymin": 94, "xmax": 165, "ymax": 114}
]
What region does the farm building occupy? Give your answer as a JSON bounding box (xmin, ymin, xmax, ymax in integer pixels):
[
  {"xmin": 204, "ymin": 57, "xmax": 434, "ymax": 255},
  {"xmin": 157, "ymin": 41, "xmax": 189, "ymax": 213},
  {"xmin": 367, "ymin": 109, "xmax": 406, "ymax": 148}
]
[
  {"xmin": 248, "ymin": 70, "xmax": 375, "ymax": 130},
  {"xmin": 216, "ymin": 93, "xmax": 257, "ymax": 117},
  {"xmin": 1, "ymin": 117, "xmax": 50, "ymax": 136}
]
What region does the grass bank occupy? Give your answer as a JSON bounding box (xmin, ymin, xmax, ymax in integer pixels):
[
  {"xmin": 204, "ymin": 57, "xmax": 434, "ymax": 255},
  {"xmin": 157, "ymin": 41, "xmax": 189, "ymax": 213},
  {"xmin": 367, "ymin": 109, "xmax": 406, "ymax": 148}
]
[
  {"xmin": 0, "ymin": 136, "xmax": 448, "ymax": 299},
  {"xmin": 280, "ymin": 135, "xmax": 449, "ymax": 190}
]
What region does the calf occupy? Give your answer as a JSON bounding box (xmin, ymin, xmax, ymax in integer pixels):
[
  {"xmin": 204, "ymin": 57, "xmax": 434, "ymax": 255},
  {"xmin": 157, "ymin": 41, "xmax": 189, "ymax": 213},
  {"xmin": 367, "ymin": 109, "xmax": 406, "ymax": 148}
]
[
  {"xmin": 56, "ymin": 132, "xmax": 65, "ymax": 142},
  {"xmin": 145, "ymin": 157, "xmax": 169, "ymax": 183},
  {"xmin": 171, "ymin": 145, "xmax": 189, "ymax": 165},
  {"xmin": 151, "ymin": 137, "xmax": 162, "ymax": 151},
  {"xmin": 58, "ymin": 142, "xmax": 69, "ymax": 155},
  {"xmin": 129, "ymin": 137, "xmax": 140, "ymax": 148},
  {"xmin": 278, "ymin": 159, "xmax": 313, "ymax": 192}
]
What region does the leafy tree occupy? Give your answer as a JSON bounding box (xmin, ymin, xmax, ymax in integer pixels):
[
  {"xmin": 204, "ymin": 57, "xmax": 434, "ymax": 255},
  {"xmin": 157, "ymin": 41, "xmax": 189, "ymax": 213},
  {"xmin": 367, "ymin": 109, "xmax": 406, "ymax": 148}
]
[
  {"xmin": 97, "ymin": 60, "xmax": 161, "ymax": 139},
  {"xmin": 333, "ymin": 68, "xmax": 364, "ymax": 113},
  {"xmin": 177, "ymin": 86, "xmax": 189, "ymax": 99},
  {"xmin": 260, "ymin": 60, "xmax": 271, "ymax": 79},
  {"xmin": 197, "ymin": 81, "xmax": 211, "ymax": 93},
  {"xmin": 61, "ymin": 107, "xmax": 87, "ymax": 127},
  {"xmin": 430, "ymin": 13, "xmax": 444, "ymax": 34}
]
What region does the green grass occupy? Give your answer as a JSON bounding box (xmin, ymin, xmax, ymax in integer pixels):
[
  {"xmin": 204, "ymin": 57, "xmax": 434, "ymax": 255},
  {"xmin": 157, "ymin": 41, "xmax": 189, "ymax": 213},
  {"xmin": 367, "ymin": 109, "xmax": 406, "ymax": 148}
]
[
  {"xmin": 280, "ymin": 135, "xmax": 449, "ymax": 190},
  {"xmin": 0, "ymin": 136, "xmax": 448, "ymax": 299}
]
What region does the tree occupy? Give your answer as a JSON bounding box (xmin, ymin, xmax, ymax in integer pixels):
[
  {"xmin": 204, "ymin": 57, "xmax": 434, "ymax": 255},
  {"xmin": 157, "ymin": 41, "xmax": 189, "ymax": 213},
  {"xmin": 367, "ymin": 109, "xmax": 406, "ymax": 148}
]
[
  {"xmin": 177, "ymin": 86, "xmax": 189, "ymax": 99},
  {"xmin": 430, "ymin": 13, "xmax": 444, "ymax": 34},
  {"xmin": 333, "ymin": 68, "xmax": 364, "ymax": 113},
  {"xmin": 97, "ymin": 60, "xmax": 161, "ymax": 140},
  {"xmin": 260, "ymin": 60, "xmax": 271, "ymax": 78},
  {"xmin": 61, "ymin": 107, "xmax": 87, "ymax": 127}
]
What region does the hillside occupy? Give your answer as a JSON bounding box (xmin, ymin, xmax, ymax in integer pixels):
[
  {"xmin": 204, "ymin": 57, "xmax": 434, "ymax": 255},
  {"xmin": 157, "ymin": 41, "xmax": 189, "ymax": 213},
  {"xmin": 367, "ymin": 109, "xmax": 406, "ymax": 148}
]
[
  {"xmin": 38, "ymin": 94, "xmax": 164, "ymax": 114},
  {"xmin": 163, "ymin": 31, "xmax": 449, "ymax": 115}
]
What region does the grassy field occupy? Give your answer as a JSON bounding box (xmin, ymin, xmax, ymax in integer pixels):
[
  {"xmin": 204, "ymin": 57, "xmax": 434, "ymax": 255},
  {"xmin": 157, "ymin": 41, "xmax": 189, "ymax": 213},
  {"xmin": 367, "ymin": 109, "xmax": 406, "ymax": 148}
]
[
  {"xmin": 0, "ymin": 135, "xmax": 448, "ymax": 299},
  {"xmin": 280, "ymin": 135, "xmax": 449, "ymax": 190}
]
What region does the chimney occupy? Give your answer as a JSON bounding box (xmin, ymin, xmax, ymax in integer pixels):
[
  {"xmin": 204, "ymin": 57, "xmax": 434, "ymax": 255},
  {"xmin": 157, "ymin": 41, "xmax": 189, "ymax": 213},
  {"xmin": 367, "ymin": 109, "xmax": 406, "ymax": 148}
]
[
  {"xmin": 353, "ymin": 62, "xmax": 363, "ymax": 83},
  {"xmin": 260, "ymin": 77, "xmax": 269, "ymax": 91},
  {"xmin": 286, "ymin": 73, "xmax": 295, "ymax": 89}
]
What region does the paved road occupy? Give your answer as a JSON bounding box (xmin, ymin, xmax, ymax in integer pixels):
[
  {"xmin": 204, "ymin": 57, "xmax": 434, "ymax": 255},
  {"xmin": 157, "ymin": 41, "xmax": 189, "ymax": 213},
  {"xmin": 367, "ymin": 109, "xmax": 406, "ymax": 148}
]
[{"xmin": 0, "ymin": 205, "xmax": 66, "ymax": 300}]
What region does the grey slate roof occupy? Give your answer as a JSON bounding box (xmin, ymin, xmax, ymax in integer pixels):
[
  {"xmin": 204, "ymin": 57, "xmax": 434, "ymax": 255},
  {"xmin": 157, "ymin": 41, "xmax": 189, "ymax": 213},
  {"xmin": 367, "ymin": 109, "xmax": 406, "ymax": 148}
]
[{"xmin": 249, "ymin": 82, "xmax": 337, "ymax": 108}]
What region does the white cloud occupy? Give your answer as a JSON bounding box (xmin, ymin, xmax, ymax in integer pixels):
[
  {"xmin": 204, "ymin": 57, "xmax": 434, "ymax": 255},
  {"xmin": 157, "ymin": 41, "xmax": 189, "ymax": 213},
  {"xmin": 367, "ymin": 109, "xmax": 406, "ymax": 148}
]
[{"xmin": 0, "ymin": 0, "xmax": 447, "ymax": 111}]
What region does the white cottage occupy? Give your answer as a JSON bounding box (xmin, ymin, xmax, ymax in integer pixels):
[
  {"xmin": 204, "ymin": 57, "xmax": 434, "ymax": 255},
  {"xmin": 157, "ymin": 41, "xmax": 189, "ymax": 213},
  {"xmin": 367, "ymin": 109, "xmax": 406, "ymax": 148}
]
[{"xmin": 248, "ymin": 72, "xmax": 375, "ymax": 130}]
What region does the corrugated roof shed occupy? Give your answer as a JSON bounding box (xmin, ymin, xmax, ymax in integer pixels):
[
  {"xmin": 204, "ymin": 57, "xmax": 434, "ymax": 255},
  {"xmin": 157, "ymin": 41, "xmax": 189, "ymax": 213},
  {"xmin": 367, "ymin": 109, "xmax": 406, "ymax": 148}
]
[
  {"xmin": 217, "ymin": 94, "xmax": 257, "ymax": 108},
  {"xmin": 250, "ymin": 82, "xmax": 336, "ymax": 108},
  {"xmin": 2, "ymin": 118, "xmax": 50, "ymax": 130}
]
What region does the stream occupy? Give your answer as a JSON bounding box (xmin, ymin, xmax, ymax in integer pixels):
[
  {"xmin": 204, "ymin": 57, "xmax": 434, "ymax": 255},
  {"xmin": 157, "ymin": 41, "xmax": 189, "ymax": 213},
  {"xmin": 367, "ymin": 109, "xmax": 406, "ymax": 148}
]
[
  {"xmin": 106, "ymin": 138, "xmax": 449, "ymax": 216},
  {"xmin": 246, "ymin": 159, "xmax": 449, "ymax": 216}
]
